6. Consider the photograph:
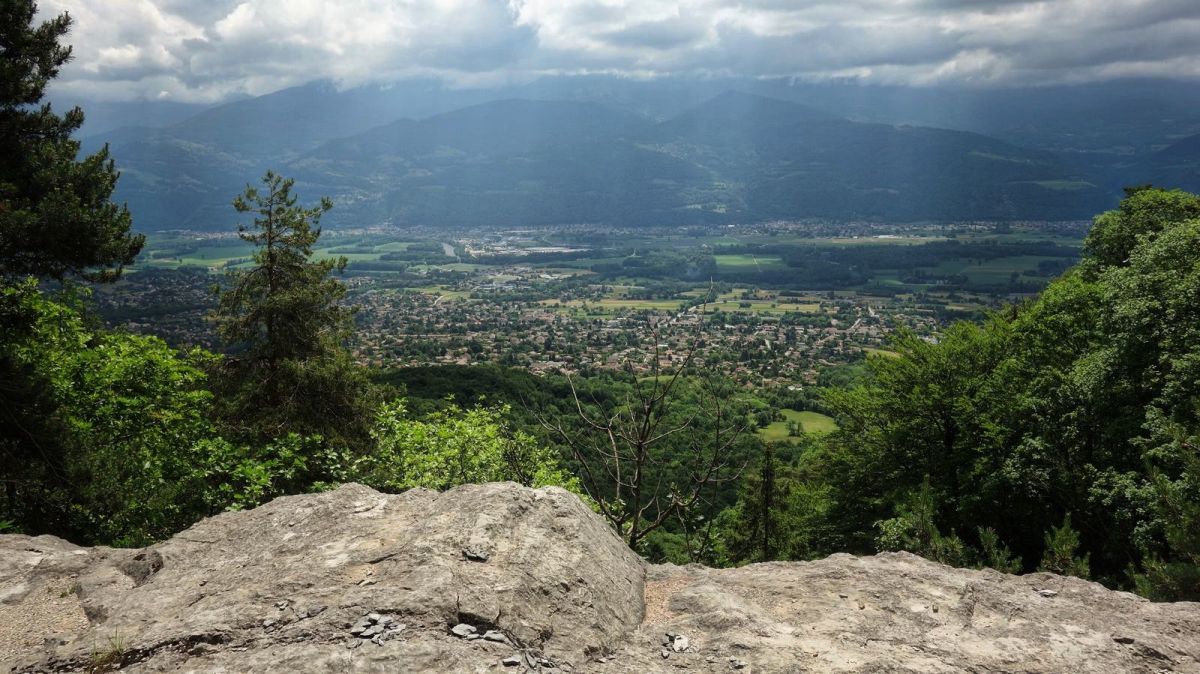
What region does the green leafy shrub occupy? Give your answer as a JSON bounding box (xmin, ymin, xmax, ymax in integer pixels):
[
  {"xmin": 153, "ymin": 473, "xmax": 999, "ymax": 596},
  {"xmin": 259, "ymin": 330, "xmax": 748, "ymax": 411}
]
[{"xmin": 356, "ymin": 399, "xmax": 580, "ymax": 494}]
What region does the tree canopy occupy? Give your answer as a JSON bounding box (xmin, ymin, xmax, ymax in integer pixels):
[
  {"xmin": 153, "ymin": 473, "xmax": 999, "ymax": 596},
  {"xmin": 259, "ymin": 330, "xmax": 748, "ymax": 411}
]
[
  {"xmin": 212, "ymin": 171, "xmax": 375, "ymax": 446},
  {"xmin": 786, "ymin": 187, "xmax": 1200, "ymax": 599},
  {"xmin": 0, "ymin": 1, "xmax": 142, "ymax": 282}
]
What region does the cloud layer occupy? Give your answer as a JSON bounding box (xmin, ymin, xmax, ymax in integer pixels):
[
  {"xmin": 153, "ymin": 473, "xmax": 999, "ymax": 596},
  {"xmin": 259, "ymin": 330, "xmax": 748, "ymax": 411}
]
[{"xmin": 41, "ymin": 0, "xmax": 1200, "ymax": 102}]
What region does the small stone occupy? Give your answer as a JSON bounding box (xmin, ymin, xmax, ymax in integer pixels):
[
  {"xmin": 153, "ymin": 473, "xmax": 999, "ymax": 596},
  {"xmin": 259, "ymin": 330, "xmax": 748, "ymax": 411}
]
[
  {"xmin": 838, "ymin": 593, "xmax": 848, "ymax": 599},
  {"xmin": 349, "ymin": 625, "xmax": 367, "ymax": 636},
  {"xmin": 671, "ymin": 635, "xmax": 689, "ymax": 652},
  {"xmin": 730, "ymin": 659, "xmax": 748, "ymax": 670},
  {"xmin": 377, "ymin": 615, "xmax": 393, "ymax": 626},
  {"xmin": 1037, "ymin": 589, "xmax": 1058, "ymax": 598},
  {"xmin": 361, "ymin": 625, "xmax": 383, "ymax": 638},
  {"xmin": 502, "ymin": 656, "xmax": 522, "ymax": 667},
  {"xmin": 367, "ymin": 612, "xmax": 382, "ymax": 622},
  {"xmin": 466, "ymin": 634, "xmax": 481, "ymax": 640},
  {"xmin": 358, "ymin": 578, "xmax": 377, "ymax": 586},
  {"xmin": 462, "ymin": 547, "xmax": 490, "ymax": 562},
  {"xmin": 661, "ymin": 649, "xmax": 670, "ymax": 659},
  {"xmin": 262, "ymin": 619, "xmax": 276, "ymax": 628},
  {"xmin": 857, "ymin": 600, "xmax": 866, "ymax": 610},
  {"xmin": 1113, "ymin": 635, "xmax": 1136, "ymax": 644},
  {"xmin": 450, "ymin": 623, "xmax": 477, "ymax": 638},
  {"xmin": 482, "ymin": 630, "xmax": 510, "ymax": 644},
  {"xmin": 345, "ymin": 639, "xmax": 361, "ymax": 650}
]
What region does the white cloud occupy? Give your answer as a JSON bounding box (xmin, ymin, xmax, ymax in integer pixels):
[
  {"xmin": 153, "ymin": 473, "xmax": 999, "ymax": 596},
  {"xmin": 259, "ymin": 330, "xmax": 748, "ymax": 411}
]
[{"xmin": 39, "ymin": 0, "xmax": 1200, "ymax": 102}]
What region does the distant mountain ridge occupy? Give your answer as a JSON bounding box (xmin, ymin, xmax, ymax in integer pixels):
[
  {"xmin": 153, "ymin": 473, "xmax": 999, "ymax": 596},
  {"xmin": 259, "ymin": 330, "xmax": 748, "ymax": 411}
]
[
  {"xmin": 1131, "ymin": 132, "xmax": 1200, "ymax": 192},
  {"xmin": 75, "ymin": 80, "xmax": 1200, "ymax": 230}
]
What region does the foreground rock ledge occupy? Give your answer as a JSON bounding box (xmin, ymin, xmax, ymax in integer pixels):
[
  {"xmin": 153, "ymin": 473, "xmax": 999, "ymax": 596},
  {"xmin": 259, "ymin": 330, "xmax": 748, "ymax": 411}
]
[{"xmin": 1, "ymin": 483, "xmax": 1197, "ymax": 673}]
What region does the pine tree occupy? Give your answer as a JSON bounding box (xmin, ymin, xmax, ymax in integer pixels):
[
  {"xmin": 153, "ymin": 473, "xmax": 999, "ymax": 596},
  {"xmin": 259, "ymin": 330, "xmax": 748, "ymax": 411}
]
[
  {"xmin": 759, "ymin": 443, "xmax": 778, "ymax": 560},
  {"xmin": 0, "ymin": 1, "xmax": 143, "ymax": 282},
  {"xmin": 722, "ymin": 443, "xmax": 787, "ymax": 563},
  {"xmin": 1038, "ymin": 514, "xmax": 1090, "ymax": 579},
  {"xmin": 213, "ymin": 171, "xmax": 373, "ymax": 446},
  {"xmin": 217, "ymin": 171, "xmax": 343, "ymax": 364}
]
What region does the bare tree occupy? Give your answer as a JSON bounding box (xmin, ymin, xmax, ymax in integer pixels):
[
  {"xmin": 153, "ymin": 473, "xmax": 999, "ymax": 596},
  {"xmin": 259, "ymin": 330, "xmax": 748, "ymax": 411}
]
[{"xmin": 538, "ymin": 324, "xmax": 746, "ymax": 550}]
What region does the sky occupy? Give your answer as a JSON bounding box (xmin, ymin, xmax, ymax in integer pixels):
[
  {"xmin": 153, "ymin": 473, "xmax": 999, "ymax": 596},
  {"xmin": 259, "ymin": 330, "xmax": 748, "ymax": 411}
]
[{"xmin": 40, "ymin": 0, "xmax": 1200, "ymax": 103}]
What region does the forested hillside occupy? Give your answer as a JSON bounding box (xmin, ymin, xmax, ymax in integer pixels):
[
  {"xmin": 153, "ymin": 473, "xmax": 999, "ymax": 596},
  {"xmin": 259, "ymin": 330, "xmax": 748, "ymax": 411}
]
[{"xmin": 802, "ymin": 187, "xmax": 1200, "ymax": 598}]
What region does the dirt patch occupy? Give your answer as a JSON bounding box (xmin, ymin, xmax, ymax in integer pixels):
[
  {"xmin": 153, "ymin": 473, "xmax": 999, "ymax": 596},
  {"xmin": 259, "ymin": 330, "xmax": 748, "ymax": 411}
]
[
  {"xmin": 642, "ymin": 573, "xmax": 690, "ymax": 625},
  {"xmin": 0, "ymin": 579, "xmax": 89, "ymax": 664}
]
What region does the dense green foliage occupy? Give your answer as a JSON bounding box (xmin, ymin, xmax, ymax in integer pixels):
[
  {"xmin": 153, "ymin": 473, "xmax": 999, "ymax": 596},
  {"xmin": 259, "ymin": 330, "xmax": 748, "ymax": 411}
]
[
  {"xmin": 712, "ymin": 187, "xmax": 1200, "ymax": 599},
  {"xmin": 0, "ymin": 1, "xmax": 142, "ymax": 281},
  {"xmin": 359, "ymin": 399, "xmax": 579, "ymax": 493},
  {"xmin": 1, "ymin": 280, "xmax": 219, "ymax": 543}
]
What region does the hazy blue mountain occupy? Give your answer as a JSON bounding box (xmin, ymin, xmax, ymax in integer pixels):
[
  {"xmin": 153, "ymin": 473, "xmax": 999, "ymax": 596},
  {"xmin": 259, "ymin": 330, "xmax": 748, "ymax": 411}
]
[
  {"xmin": 59, "ymin": 98, "xmax": 212, "ymax": 138},
  {"xmin": 1123, "ymin": 133, "xmax": 1200, "ymax": 193},
  {"xmin": 291, "ymin": 99, "xmax": 705, "ymax": 228},
  {"xmin": 510, "ymin": 76, "xmax": 1200, "ymax": 157},
  {"xmin": 79, "ymin": 81, "xmax": 515, "ymax": 231},
  {"xmin": 84, "ymin": 80, "xmax": 1198, "ymax": 231},
  {"xmin": 101, "ymin": 137, "xmax": 259, "ymax": 231},
  {"xmin": 279, "ymin": 92, "xmax": 1108, "ymax": 229},
  {"xmin": 656, "ymin": 90, "xmax": 837, "ymax": 143},
  {"xmin": 657, "ymin": 93, "xmax": 1107, "ymax": 222},
  {"xmin": 98, "ymin": 81, "xmax": 505, "ymax": 160},
  {"xmin": 76, "ymin": 75, "xmax": 1200, "ymax": 155}
]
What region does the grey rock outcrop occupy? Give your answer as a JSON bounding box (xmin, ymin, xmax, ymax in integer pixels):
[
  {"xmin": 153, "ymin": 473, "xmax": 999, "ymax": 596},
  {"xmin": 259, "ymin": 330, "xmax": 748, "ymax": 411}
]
[{"xmin": 2, "ymin": 482, "xmax": 1199, "ymax": 673}]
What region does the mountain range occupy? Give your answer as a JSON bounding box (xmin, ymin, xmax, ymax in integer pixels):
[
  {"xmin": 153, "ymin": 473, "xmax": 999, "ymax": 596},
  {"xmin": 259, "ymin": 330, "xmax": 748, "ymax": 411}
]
[{"xmin": 71, "ymin": 77, "xmax": 1200, "ymax": 230}]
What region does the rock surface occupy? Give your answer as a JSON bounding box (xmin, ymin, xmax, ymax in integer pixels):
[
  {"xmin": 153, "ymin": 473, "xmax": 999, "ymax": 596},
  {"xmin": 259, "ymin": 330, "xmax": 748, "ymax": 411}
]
[{"xmin": 1, "ymin": 482, "xmax": 1198, "ymax": 673}]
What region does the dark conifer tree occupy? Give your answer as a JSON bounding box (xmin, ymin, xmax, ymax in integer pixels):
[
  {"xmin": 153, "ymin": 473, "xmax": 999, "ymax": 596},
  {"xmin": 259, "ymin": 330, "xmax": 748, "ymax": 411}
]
[
  {"xmin": 0, "ymin": 1, "xmax": 142, "ymax": 282},
  {"xmin": 213, "ymin": 171, "xmax": 375, "ymax": 447},
  {"xmin": 1, "ymin": 1, "xmax": 143, "ymax": 534}
]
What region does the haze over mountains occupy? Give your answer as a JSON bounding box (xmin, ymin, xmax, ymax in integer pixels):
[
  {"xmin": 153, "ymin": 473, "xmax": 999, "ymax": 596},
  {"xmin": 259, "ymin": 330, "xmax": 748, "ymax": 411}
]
[{"xmin": 71, "ymin": 77, "xmax": 1200, "ymax": 231}]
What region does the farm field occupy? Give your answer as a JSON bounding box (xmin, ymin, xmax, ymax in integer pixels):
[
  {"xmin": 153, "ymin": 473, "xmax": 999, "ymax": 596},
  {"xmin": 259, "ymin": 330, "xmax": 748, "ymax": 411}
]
[
  {"xmin": 922, "ymin": 255, "xmax": 1066, "ymax": 284},
  {"xmin": 713, "ymin": 254, "xmax": 787, "ymax": 271},
  {"xmin": 539, "ymin": 297, "xmax": 687, "ymax": 313},
  {"xmin": 758, "ymin": 409, "xmax": 838, "ymax": 443}
]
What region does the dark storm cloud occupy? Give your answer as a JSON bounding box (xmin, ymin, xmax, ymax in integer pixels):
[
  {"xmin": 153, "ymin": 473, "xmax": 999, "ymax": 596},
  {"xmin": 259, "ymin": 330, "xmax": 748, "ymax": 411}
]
[{"xmin": 38, "ymin": 0, "xmax": 1200, "ymax": 102}]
